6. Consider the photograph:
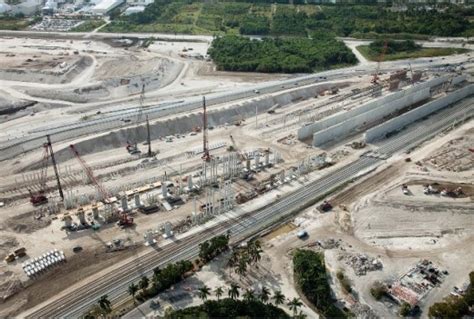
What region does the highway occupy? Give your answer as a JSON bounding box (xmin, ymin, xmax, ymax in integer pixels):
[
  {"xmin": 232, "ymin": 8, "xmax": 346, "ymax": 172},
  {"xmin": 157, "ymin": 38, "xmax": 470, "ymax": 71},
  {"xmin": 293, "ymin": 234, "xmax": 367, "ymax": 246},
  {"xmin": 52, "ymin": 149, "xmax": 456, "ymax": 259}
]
[
  {"xmin": 22, "ymin": 96, "xmax": 472, "ymax": 318},
  {"xmin": 0, "ymin": 67, "xmax": 366, "ymax": 162}
]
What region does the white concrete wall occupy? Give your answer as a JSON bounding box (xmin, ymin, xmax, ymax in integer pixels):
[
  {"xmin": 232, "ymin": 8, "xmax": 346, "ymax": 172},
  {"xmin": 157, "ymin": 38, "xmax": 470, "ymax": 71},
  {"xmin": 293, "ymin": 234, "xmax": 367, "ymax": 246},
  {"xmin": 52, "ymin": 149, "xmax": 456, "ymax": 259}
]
[
  {"xmin": 298, "ymin": 75, "xmax": 450, "ymax": 141},
  {"xmin": 452, "ymin": 74, "xmax": 467, "ymax": 86},
  {"xmin": 365, "ymin": 84, "xmax": 474, "ymax": 143},
  {"xmin": 311, "ymin": 87, "xmax": 431, "ymax": 147}
]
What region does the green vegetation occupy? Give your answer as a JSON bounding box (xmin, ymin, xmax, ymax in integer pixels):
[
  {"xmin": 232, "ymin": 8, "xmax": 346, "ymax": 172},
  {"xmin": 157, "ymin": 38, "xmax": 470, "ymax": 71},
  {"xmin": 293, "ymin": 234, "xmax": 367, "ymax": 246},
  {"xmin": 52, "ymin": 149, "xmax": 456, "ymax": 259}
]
[
  {"xmin": 369, "ymin": 39, "xmax": 421, "ymax": 55},
  {"xmin": 228, "ymin": 240, "xmax": 263, "ymax": 277},
  {"xmin": 336, "ymin": 269, "xmax": 352, "ymax": 294},
  {"xmin": 399, "ymin": 302, "xmax": 412, "ymax": 317},
  {"xmin": 208, "ymin": 35, "xmax": 357, "ymax": 73},
  {"xmin": 370, "ymin": 281, "xmax": 388, "ymax": 300},
  {"xmin": 141, "ymin": 260, "xmax": 193, "ymax": 300},
  {"xmin": 164, "ymin": 298, "xmax": 290, "ymax": 318},
  {"xmin": 293, "ymin": 249, "xmax": 349, "ymax": 318},
  {"xmin": 101, "ymin": 2, "xmax": 474, "ymax": 38},
  {"xmin": 428, "ymin": 271, "xmax": 474, "ymax": 318},
  {"xmin": 70, "ymin": 19, "xmax": 106, "ymax": 32},
  {"xmin": 239, "ymin": 14, "xmax": 269, "ymax": 35},
  {"xmin": 357, "ymin": 41, "xmax": 470, "ymax": 61},
  {"xmin": 0, "ymin": 15, "xmax": 37, "ymax": 30},
  {"xmin": 198, "ymin": 234, "xmax": 230, "ymax": 262}
]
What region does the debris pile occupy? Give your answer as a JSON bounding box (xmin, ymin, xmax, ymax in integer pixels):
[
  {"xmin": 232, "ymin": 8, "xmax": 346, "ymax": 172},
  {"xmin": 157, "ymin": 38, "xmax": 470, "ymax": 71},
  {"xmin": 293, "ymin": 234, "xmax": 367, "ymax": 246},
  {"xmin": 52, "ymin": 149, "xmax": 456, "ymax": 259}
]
[
  {"xmin": 424, "ymin": 134, "xmax": 474, "ymax": 172},
  {"xmin": 350, "ymin": 303, "xmax": 380, "ymax": 319},
  {"xmin": 343, "ymin": 254, "xmax": 383, "ymax": 276}
]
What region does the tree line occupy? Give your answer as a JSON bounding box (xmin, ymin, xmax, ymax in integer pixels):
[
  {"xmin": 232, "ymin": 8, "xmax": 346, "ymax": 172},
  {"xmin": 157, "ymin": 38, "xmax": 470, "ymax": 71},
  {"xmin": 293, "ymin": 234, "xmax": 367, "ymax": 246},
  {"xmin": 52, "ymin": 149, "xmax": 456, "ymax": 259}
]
[
  {"xmin": 368, "ymin": 39, "xmax": 421, "ymax": 56},
  {"xmin": 293, "ymin": 249, "xmax": 349, "ymax": 318},
  {"xmin": 208, "ymin": 35, "xmax": 357, "ymax": 74},
  {"xmin": 428, "ymin": 271, "xmax": 474, "ymax": 318},
  {"xmin": 176, "ymin": 282, "xmax": 305, "ymax": 318},
  {"xmin": 105, "ymin": 2, "xmax": 473, "ymax": 38}
]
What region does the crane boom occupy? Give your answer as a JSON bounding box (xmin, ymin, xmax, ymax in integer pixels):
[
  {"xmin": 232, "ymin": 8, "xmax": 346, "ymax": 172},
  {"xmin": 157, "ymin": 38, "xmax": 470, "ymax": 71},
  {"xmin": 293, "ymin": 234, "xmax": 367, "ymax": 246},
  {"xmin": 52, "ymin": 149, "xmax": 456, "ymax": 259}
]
[
  {"xmin": 69, "ymin": 144, "xmax": 112, "ymax": 202},
  {"xmin": 69, "ymin": 144, "xmax": 134, "ymax": 227},
  {"xmin": 29, "ymin": 143, "xmax": 50, "ymax": 206}
]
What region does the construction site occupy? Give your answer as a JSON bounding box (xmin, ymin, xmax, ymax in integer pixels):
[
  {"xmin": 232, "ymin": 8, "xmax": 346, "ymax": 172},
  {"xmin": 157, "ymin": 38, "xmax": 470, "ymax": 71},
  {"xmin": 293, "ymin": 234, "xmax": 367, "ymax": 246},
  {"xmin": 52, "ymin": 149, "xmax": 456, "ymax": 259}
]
[{"xmin": 0, "ymin": 32, "xmax": 472, "ymax": 318}]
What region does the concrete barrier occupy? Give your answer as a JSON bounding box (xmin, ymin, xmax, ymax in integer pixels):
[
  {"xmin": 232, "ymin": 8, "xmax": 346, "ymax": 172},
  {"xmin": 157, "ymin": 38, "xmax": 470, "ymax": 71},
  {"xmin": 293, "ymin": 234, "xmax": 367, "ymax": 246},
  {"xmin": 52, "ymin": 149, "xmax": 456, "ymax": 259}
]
[
  {"xmin": 298, "ymin": 75, "xmax": 451, "ymax": 141},
  {"xmin": 43, "ymin": 82, "xmax": 348, "ymax": 162},
  {"xmin": 452, "ymin": 74, "xmax": 467, "ymax": 86},
  {"xmin": 311, "ymin": 87, "xmax": 431, "ymax": 147},
  {"xmin": 365, "ymin": 84, "xmax": 474, "ymax": 143}
]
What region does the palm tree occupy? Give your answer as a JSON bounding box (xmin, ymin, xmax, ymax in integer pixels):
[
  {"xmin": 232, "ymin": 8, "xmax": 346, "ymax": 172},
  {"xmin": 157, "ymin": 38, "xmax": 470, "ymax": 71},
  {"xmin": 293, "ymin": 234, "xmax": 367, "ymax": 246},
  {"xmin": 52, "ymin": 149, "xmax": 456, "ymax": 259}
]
[
  {"xmin": 287, "ymin": 297, "xmax": 303, "ymax": 317},
  {"xmin": 153, "ymin": 266, "xmax": 161, "ymax": 277},
  {"xmin": 243, "ymin": 288, "xmax": 256, "ymax": 302},
  {"xmin": 139, "ymin": 275, "xmax": 149, "ymax": 291},
  {"xmin": 272, "ymin": 290, "xmax": 285, "ymax": 306},
  {"xmin": 198, "ymin": 285, "xmax": 211, "ymax": 302},
  {"xmin": 249, "ymin": 240, "xmax": 263, "ymax": 265},
  {"xmin": 228, "ymin": 282, "xmax": 240, "ymax": 300},
  {"xmin": 214, "ymin": 286, "xmax": 224, "ymax": 301},
  {"xmin": 295, "ymin": 311, "xmax": 307, "ymax": 319},
  {"xmin": 97, "ymin": 295, "xmax": 112, "ymax": 313},
  {"xmin": 128, "ymin": 283, "xmax": 138, "ymax": 304},
  {"xmin": 228, "ymin": 252, "xmax": 239, "ymax": 269},
  {"xmin": 235, "ymin": 258, "xmax": 248, "ymax": 278},
  {"xmin": 259, "ymin": 286, "xmax": 271, "ymax": 304}
]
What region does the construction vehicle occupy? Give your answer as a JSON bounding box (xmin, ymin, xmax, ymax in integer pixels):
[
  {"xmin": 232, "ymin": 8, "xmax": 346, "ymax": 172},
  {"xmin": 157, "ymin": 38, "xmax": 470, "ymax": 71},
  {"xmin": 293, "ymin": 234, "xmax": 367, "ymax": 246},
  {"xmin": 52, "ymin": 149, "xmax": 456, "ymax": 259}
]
[
  {"xmin": 319, "ymin": 200, "xmax": 333, "ymax": 212},
  {"xmin": 69, "ymin": 144, "xmax": 134, "ymax": 228},
  {"xmin": 402, "ymin": 184, "xmax": 409, "ymax": 195},
  {"xmin": 125, "ymin": 141, "xmax": 141, "ymax": 154},
  {"xmin": 371, "ymin": 40, "xmax": 388, "ymax": 84},
  {"xmin": 14, "ymin": 247, "xmax": 26, "ymax": 258},
  {"xmin": 28, "ymin": 143, "xmax": 50, "ymax": 206},
  {"xmin": 4, "ymin": 253, "xmax": 15, "ymax": 263}
]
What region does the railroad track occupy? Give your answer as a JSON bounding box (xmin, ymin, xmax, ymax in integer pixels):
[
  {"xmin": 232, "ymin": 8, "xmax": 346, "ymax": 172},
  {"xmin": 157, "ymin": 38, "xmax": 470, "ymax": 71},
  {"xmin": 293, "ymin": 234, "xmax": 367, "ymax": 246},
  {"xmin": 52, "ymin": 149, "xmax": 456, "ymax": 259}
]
[{"xmin": 24, "ymin": 97, "xmax": 472, "ymax": 318}]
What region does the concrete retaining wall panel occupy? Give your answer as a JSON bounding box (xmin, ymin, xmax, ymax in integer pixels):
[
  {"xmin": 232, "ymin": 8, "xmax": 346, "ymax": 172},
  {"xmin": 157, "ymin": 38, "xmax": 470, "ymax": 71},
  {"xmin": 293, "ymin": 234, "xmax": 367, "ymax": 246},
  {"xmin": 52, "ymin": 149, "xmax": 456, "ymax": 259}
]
[
  {"xmin": 298, "ymin": 76, "xmax": 450, "ymax": 141},
  {"xmin": 452, "ymin": 74, "xmax": 467, "ymax": 86},
  {"xmin": 311, "ymin": 87, "xmax": 431, "ymax": 147},
  {"xmin": 365, "ymin": 84, "xmax": 474, "ymax": 142}
]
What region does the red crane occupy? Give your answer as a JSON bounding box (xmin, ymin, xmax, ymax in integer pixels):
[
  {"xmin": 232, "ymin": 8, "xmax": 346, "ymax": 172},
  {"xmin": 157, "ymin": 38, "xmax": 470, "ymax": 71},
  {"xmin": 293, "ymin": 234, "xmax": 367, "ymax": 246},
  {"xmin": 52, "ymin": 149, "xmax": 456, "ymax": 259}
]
[
  {"xmin": 28, "ymin": 143, "xmax": 50, "ymax": 206},
  {"xmin": 371, "ymin": 39, "xmax": 388, "ymax": 84},
  {"xmin": 69, "ymin": 144, "xmax": 134, "ymax": 227}
]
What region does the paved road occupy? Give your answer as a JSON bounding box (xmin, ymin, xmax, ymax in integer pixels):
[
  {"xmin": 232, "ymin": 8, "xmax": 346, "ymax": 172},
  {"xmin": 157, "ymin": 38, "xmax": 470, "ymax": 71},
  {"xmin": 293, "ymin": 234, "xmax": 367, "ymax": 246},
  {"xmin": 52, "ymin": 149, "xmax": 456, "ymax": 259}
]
[{"xmin": 22, "ymin": 96, "xmax": 472, "ymax": 318}]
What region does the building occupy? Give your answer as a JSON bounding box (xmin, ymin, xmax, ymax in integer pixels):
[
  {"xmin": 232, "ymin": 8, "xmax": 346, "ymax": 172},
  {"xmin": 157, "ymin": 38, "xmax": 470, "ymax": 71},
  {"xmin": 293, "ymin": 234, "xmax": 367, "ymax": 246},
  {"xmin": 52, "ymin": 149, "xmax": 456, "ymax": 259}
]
[
  {"xmin": 126, "ymin": 0, "xmax": 152, "ymax": 6},
  {"xmin": 12, "ymin": 0, "xmax": 42, "ymax": 15},
  {"xmin": 0, "ymin": 2, "xmax": 12, "ymax": 14},
  {"xmin": 124, "ymin": 5, "xmax": 144, "ymax": 15},
  {"xmin": 91, "ymin": 0, "xmax": 123, "ymax": 15}
]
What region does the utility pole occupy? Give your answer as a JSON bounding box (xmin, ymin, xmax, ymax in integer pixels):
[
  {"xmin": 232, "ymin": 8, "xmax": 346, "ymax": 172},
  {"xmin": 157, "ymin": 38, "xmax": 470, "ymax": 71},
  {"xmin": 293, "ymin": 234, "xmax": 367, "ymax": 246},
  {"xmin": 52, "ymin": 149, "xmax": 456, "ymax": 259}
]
[
  {"xmin": 46, "ymin": 135, "xmax": 64, "ymax": 200},
  {"xmin": 255, "ymin": 104, "xmax": 258, "ymax": 128},
  {"xmin": 408, "ymin": 62, "xmax": 414, "ymax": 86},
  {"xmin": 146, "ymin": 115, "xmax": 152, "ymax": 157},
  {"xmin": 202, "ymin": 96, "xmax": 210, "ymax": 162}
]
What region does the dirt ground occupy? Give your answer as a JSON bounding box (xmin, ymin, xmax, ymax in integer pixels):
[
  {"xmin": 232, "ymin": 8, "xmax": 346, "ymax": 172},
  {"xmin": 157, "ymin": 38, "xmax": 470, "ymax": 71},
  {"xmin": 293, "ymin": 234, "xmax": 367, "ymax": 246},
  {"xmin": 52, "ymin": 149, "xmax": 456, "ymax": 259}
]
[
  {"xmin": 260, "ymin": 121, "xmax": 474, "ymax": 318},
  {"xmin": 0, "ymin": 244, "xmax": 143, "ymax": 317},
  {"xmin": 0, "ymin": 32, "xmax": 472, "ymax": 318}
]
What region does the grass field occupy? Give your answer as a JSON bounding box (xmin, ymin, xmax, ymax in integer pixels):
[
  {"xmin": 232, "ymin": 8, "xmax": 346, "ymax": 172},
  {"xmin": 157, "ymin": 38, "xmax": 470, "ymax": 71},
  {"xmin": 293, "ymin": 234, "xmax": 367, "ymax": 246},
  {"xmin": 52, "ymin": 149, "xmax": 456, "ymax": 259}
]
[
  {"xmin": 0, "ymin": 17, "xmax": 34, "ymax": 30},
  {"xmin": 70, "ymin": 19, "xmax": 106, "ymax": 32},
  {"xmin": 357, "ymin": 45, "xmax": 470, "ymax": 61}
]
